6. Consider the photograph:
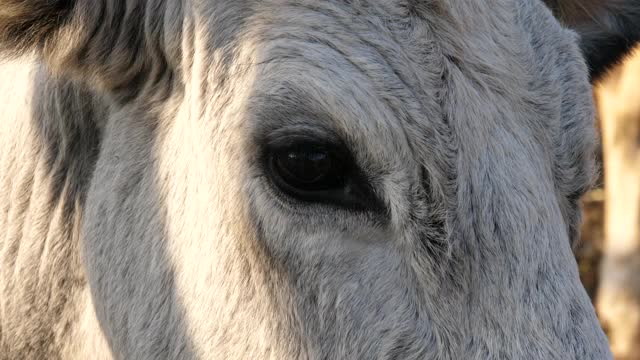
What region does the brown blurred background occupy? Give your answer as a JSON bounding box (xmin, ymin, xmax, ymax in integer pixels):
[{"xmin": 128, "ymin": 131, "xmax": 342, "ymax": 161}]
[{"xmin": 575, "ymin": 46, "xmax": 640, "ymax": 360}]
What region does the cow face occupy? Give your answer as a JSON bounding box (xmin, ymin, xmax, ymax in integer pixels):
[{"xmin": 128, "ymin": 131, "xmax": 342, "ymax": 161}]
[{"xmin": 1, "ymin": 0, "xmax": 629, "ymax": 358}]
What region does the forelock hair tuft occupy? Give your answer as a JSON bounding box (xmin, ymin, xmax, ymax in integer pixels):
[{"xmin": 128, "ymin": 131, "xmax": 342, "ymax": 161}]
[{"xmin": 0, "ymin": 0, "xmax": 75, "ymax": 57}]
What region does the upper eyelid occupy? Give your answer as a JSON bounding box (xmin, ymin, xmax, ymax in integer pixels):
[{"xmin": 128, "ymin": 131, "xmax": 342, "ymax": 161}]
[
  {"xmin": 260, "ymin": 134, "xmax": 355, "ymax": 174},
  {"xmin": 257, "ymin": 122, "xmax": 347, "ymax": 149},
  {"xmin": 264, "ymin": 136, "xmax": 346, "ymax": 155}
]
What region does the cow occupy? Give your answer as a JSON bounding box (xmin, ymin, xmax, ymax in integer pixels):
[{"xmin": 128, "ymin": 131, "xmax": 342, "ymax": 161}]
[{"xmin": 0, "ymin": 0, "xmax": 637, "ymax": 358}]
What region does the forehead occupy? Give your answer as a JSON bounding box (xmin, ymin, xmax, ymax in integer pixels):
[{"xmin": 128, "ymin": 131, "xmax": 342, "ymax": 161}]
[
  {"xmin": 204, "ymin": 0, "xmax": 587, "ymax": 171},
  {"xmin": 237, "ymin": 1, "xmax": 449, "ymax": 159}
]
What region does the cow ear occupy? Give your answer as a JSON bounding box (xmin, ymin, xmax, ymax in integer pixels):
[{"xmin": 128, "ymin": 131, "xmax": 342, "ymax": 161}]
[
  {"xmin": 544, "ymin": 0, "xmax": 640, "ymax": 82},
  {"xmin": 0, "ymin": 0, "xmax": 173, "ymax": 101}
]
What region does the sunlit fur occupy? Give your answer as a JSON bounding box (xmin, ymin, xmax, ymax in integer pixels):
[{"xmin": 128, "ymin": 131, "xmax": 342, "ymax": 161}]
[{"xmin": 0, "ymin": 0, "xmax": 622, "ymax": 358}]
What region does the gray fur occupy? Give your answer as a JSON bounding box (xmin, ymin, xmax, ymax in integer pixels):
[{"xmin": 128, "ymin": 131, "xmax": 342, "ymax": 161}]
[{"xmin": 0, "ymin": 0, "xmax": 621, "ymax": 358}]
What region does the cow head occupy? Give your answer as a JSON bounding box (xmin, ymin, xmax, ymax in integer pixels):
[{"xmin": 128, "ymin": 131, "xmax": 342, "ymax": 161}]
[{"xmin": 2, "ymin": 0, "xmax": 634, "ymax": 358}]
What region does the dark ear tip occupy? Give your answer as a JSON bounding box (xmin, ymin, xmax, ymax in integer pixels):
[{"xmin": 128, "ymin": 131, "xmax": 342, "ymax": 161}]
[
  {"xmin": 583, "ymin": 36, "xmax": 640, "ymax": 83},
  {"xmin": 582, "ymin": 34, "xmax": 640, "ymax": 82},
  {"xmin": 542, "ymin": 0, "xmax": 640, "ymax": 83}
]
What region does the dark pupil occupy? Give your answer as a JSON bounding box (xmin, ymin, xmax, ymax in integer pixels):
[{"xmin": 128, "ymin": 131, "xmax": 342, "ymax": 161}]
[{"xmin": 276, "ymin": 148, "xmax": 333, "ymax": 187}]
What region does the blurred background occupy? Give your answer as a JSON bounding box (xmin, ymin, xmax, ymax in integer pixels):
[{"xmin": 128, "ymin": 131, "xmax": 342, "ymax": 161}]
[{"xmin": 575, "ymin": 45, "xmax": 640, "ymax": 360}]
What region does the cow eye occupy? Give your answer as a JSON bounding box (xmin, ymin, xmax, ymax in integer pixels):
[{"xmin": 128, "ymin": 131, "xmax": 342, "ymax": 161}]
[
  {"xmin": 270, "ymin": 144, "xmax": 345, "ymax": 194},
  {"xmin": 265, "ymin": 141, "xmax": 379, "ymax": 210}
]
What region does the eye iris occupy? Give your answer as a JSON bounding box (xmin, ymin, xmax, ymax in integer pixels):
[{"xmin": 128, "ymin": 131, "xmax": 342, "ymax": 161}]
[{"xmin": 275, "ymin": 148, "xmax": 334, "ymax": 187}]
